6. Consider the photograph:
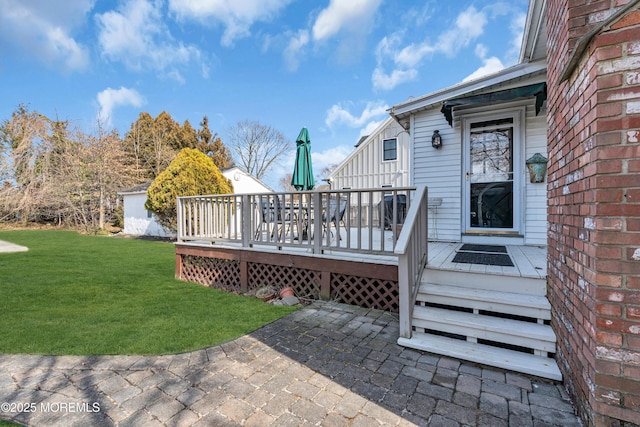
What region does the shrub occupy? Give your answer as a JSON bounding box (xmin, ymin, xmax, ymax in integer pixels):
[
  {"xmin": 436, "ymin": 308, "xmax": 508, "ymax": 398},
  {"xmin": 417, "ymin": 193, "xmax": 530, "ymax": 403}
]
[{"xmin": 145, "ymin": 148, "xmax": 233, "ymax": 232}]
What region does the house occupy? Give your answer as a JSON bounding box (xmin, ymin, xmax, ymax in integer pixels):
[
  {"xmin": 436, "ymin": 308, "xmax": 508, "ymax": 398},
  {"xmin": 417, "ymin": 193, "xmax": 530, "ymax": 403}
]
[
  {"xmin": 388, "ymin": 62, "xmax": 547, "ymax": 246},
  {"xmin": 545, "ymin": 0, "xmax": 640, "ymax": 425},
  {"xmin": 221, "ymin": 166, "xmax": 274, "ymax": 194},
  {"xmin": 171, "ymin": 0, "xmax": 640, "ymax": 425},
  {"xmin": 329, "ymin": 117, "xmax": 410, "ymax": 191},
  {"xmin": 119, "ymin": 167, "xmax": 272, "ymax": 238}
]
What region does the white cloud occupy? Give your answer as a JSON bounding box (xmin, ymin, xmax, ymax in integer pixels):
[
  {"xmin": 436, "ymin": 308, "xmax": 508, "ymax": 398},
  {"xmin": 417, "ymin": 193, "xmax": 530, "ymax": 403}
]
[
  {"xmin": 268, "ymin": 144, "xmax": 351, "ymax": 190},
  {"xmin": 509, "ymin": 12, "xmax": 527, "ymax": 61},
  {"xmin": 462, "ymin": 43, "xmax": 505, "ymax": 82},
  {"xmin": 0, "ymin": 0, "xmax": 92, "ymax": 72},
  {"xmin": 325, "ymin": 101, "xmax": 389, "ymax": 129},
  {"xmin": 283, "ymin": 30, "xmax": 310, "ymax": 72},
  {"xmin": 97, "ymin": 87, "xmax": 145, "ymax": 128},
  {"xmin": 372, "ymin": 6, "xmax": 490, "ymax": 91},
  {"xmin": 360, "ymin": 119, "xmax": 385, "ymax": 137},
  {"xmin": 463, "ymin": 56, "xmax": 505, "ymax": 82},
  {"xmin": 96, "ymin": 0, "xmax": 202, "ymax": 79},
  {"xmin": 312, "ymin": 145, "xmax": 352, "ymax": 171},
  {"xmin": 312, "ymin": 0, "xmax": 382, "ymax": 41},
  {"xmin": 371, "ymin": 67, "xmax": 418, "ymax": 91},
  {"xmin": 168, "ymin": 0, "xmax": 293, "ymax": 47}
]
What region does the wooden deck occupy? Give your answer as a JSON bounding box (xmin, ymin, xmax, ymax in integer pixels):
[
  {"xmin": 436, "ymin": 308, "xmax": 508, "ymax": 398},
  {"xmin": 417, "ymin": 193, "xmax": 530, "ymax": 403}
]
[
  {"xmin": 179, "ymin": 238, "xmax": 547, "ymax": 279},
  {"xmin": 426, "ymin": 241, "xmax": 547, "ymax": 280}
]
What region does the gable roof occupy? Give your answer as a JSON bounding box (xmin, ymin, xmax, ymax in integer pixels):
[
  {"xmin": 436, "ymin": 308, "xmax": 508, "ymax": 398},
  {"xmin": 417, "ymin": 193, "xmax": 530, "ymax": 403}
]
[
  {"xmin": 520, "ymin": 0, "xmax": 547, "ymax": 63},
  {"xmin": 389, "ymin": 60, "xmax": 547, "ymax": 128},
  {"xmin": 389, "ymin": 0, "xmax": 549, "ymax": 128},
  {"xmin": 118, "ymin": 181, "xmax": 151, "ymax": 195}
]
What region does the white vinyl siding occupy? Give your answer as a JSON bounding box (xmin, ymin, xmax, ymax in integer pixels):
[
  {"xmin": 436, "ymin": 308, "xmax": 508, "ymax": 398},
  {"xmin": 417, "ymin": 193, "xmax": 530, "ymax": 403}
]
[
  {"xmin": 411, "ymin": 96, "xmax": 548, "ymax": 244},
  {"xmin": 413, "ymin": 109, "xmax": 462, "ymax": 241},
  {"xmin": 522, "ymin": 103, "xmax": 548, "ymax": 245}
]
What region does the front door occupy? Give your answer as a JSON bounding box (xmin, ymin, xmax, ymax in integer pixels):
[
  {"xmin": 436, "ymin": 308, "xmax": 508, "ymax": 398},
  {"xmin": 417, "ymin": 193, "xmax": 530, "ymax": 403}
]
[{"xmin": 464, "ymin": 115, "xmax": 520, "ymax": 234}]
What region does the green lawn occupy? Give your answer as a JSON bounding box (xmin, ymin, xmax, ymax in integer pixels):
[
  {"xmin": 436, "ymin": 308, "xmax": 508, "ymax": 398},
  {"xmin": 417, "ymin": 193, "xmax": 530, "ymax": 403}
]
[{"xmin": 0, "ymin": 230, "xmax": 298, "ymax": 355}]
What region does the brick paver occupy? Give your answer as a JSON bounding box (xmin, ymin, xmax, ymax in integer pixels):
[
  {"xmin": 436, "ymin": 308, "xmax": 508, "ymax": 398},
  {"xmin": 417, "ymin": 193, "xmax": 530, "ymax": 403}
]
[{"xmin": 0, "ymin": 301, "xmax": 581, "ymax": 426}]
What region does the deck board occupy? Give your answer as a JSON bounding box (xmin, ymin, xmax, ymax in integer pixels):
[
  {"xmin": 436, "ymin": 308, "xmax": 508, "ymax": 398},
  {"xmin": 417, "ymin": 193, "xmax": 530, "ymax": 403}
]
[{"xmin": 183, "ymin": 236, "xmax": 546, "ymax": 280}]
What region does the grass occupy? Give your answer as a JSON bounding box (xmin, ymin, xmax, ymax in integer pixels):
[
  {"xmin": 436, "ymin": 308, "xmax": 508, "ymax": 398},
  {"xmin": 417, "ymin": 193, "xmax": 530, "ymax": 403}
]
[{"xmin": 0, "ymin": 230, "xmax": 298, "ymax": 355}]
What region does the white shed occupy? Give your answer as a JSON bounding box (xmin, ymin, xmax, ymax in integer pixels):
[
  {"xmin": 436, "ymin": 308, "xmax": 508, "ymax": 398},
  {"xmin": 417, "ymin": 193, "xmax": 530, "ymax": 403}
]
[{"xmin": 118, "ymin": 182, "xmax": 172, "ymax": 238}]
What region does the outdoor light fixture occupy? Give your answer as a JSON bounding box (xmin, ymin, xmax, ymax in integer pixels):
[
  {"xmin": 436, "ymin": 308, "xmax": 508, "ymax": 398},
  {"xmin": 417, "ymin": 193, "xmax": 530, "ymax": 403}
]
[{"xmin": 431, "ymin": 130, "xmax": 442, "ymax": 149}]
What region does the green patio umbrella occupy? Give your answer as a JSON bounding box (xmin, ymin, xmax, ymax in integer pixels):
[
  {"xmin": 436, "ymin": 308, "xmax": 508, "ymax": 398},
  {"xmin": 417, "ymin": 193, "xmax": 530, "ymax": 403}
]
[
  {"xmin": 291, "ymin": 127, "xmax": 315, "ymax": 191},
  {"xmin": 291, "ymin": 127, "xmax": 314, "ymax": 240}
]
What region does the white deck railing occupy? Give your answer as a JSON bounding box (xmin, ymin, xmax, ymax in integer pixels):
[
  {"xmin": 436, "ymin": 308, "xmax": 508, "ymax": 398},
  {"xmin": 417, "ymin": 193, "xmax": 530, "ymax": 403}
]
[
  {"xmin": 395, "ymin": 185, "xmax": 429, "ymax": 339},
  {"xmin": 177, "ymin": 187, "xmax": 416, "ymax": 255}
]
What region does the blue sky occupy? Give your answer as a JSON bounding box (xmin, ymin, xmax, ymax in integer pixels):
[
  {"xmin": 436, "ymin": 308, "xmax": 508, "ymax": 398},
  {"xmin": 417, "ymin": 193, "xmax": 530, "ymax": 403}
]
[{"xmin": 0, "ymin": 0, "xmax": 529, "ymax": 189}]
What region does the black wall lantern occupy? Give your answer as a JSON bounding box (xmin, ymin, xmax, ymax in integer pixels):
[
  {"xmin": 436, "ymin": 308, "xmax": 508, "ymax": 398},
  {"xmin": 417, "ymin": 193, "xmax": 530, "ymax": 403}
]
[{"xmin": 431, "ymin": 130, "xmax": 442, "ymax": 149}]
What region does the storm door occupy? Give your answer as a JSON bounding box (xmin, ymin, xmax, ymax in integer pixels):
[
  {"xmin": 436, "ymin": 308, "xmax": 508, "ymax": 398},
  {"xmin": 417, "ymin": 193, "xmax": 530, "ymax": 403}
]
[{"xmin": 464, "ymin": 117, "xmax": 519, "ymax": 233}]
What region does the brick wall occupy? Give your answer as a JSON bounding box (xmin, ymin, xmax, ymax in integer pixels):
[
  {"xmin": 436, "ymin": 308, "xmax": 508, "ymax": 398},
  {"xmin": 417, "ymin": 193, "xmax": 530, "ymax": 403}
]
[{"xmin": 546, "ymin": 0, "xmax": 640, "ymax": 425}]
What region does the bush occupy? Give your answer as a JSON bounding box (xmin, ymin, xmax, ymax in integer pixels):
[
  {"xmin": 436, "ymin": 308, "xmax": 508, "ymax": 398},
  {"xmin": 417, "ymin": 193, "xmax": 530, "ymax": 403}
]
[{"xmin": 145, "ymin": 148, "xmax": 233, "ymax": 232}]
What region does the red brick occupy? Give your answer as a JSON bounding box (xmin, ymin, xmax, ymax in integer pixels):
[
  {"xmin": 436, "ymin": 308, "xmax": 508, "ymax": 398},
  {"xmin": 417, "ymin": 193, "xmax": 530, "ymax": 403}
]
[
  {"xmin": 594, "ymin": 131, "xmax": 622, "ymax": 145},
  {"xmin": 596, "ymin": 73, "xmax": 624, "ymax": 90},
  {"xmin": 596, "ymin": 358, "xmax": 622, "ymax": 375},
  {"xmin": 597, "ymin": 86, "xmax": 640, "ymax": 104},
  {"xmin": 628, "ymin": 306, "xmax": 640, "ymax": 320},
  {"xmin": 595, "ymin": 160, "xmax": 623, "ymax": 174},
  {"xmin": 622, "ymin": 363, "xmax": 640, "ymax": 379},
  {"xmin": 610, "ymin": 10, "xmax": 640, "ymax": 30},
  {"xmin": 568, "ymin": 1, "xmax": 613, "ymax": 20},
  {"xmin": 597, "ymin": 303, "xmax": 623, "ymax": 317},
  {"xmin": 628, "ymin": 218, "xmax": 640, "ymax": 231},
  {"xmin": 594, "ymin": 273, "xmax": 623, "ymax": 288},
  {"xmin": 597, "ymin": 330, "xmax": 624, "ymax": 345},
  {"xmin": 595, "ymin": 373, "xmax": 640, "ymax": 394},
  {"xmin": 596, "ymin": 103, "xmax": 623, "ymax": 118},
  {"xmin": 625, "ymin": 189, "xmax": 640, "ymax": 204},
  {"xmin": 595, "ymin": 246, "xmax": 622, "ymax": 259},
  {"xmin": 596, "ymin": 116, "xmax": 640, "ymax": 133},
  {"xmin": 594, "ymin": 259, "xmax": 640, "ymax": 275},
  {"xmin": 596, "ymin": 204, "xmax": 640, "ymax": 217},
  {"xmin": 596, "ymin": 45, "xmax": 623, "ymax": 61}
]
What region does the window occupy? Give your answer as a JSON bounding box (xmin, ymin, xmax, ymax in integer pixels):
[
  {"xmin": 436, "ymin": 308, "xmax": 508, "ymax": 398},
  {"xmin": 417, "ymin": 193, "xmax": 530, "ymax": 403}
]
[
  {"xmin": 147, "ymin": 210, "xmax": 153, "ymax": 218},
  {"xmin": 383, "ymin": 138, "xmax": 397, "ymax": 161}
]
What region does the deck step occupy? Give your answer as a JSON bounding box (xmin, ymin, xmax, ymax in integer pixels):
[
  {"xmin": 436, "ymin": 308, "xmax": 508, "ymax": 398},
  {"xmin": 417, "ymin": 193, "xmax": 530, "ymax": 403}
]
[
  {"xmin": 417, "ymin": 283, "xmax": 551, "ymax": 320},
  {"xmin": 412, "ymin": 305, "xmax": 556, "ymax": 353},
  {"xmin": 398, "ymin": 332, "xmax": 562, "ymax": 381},
  {"xmin": 422, "ymin": 267, "xmax": 547, "ymax": 296}
]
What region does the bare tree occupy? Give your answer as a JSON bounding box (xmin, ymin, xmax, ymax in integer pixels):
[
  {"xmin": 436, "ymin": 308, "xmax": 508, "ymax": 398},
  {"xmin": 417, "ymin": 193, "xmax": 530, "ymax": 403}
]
[
  {"xmin": 226, "ymin": 119, "xmax": 291, "ymax": 180},
  {"xmin": 279, "ymin": 173, "xmax": 295, "ymax": 192},
  {"xmin": 0, "ymin": 105, "xmax": 53, "ymax": 224}
]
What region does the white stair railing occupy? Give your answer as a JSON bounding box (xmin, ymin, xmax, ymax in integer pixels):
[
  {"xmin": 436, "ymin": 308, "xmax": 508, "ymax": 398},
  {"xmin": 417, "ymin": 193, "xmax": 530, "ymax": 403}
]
[{"xmin": 394, "ymin": 185, "xmax": 429, "ymax": 339}]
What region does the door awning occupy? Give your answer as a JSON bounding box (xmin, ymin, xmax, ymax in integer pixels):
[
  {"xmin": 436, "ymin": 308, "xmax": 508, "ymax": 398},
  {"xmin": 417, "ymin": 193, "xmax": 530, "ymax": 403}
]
[{"xmin": 440, "ymin": 82, "xmax": 547, "ymax": 125}]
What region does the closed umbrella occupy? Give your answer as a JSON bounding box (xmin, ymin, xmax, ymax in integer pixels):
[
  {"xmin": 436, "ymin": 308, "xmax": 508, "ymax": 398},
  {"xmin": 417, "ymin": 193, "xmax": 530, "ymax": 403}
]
[
  {"xmin": 291, "ymin": 127, "xmax": 314, "ymax": 239},
  {"xmin": 291, "ymin": 127, "xmax": 314, "ymax": 191}
]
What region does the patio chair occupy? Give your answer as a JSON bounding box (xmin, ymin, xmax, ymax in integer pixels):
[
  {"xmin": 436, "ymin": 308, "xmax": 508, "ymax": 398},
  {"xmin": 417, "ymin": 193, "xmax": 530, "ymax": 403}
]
[
  {"xmin": 254, "ymin": 197, "xmax": 287, "ymax": 240},
  {"xmin": 322, "ymin": 197, "xmax": 347, "ymax": 240}
]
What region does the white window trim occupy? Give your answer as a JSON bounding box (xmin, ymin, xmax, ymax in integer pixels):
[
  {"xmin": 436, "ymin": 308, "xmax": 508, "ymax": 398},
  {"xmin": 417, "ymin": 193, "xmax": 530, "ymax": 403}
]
[
  {"xmin": 382, "ymin": 138, "xmax": 398, "ymax": 162},
  {"xmin": 459, "ymin": 105, "xmax": 526, "ymax": 236}
]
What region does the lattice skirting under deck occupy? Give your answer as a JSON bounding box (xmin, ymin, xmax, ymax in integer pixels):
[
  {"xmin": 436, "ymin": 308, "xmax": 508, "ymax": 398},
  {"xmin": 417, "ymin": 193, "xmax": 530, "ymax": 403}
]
[{"xmin": 176, "ymin": 244, "xmax": 399, "ymax": 312}]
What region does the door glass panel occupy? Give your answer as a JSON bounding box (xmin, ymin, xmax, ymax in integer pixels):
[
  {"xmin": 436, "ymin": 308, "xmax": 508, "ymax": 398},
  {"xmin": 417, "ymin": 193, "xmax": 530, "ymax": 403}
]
[{"xmin": 469, "ymin": 120, "xmax": 513, "ymax": 229}]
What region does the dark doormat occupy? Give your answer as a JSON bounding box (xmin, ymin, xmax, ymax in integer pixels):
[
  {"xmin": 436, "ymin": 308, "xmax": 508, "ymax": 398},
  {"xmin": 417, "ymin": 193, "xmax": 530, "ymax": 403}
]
[
  {"xmin": 452, "ymin": 251, "xmax": 514, "ymax": 266},
  {"xmin": 459, "ymin": 244, "xmax": 508, "ymax": 254}
]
